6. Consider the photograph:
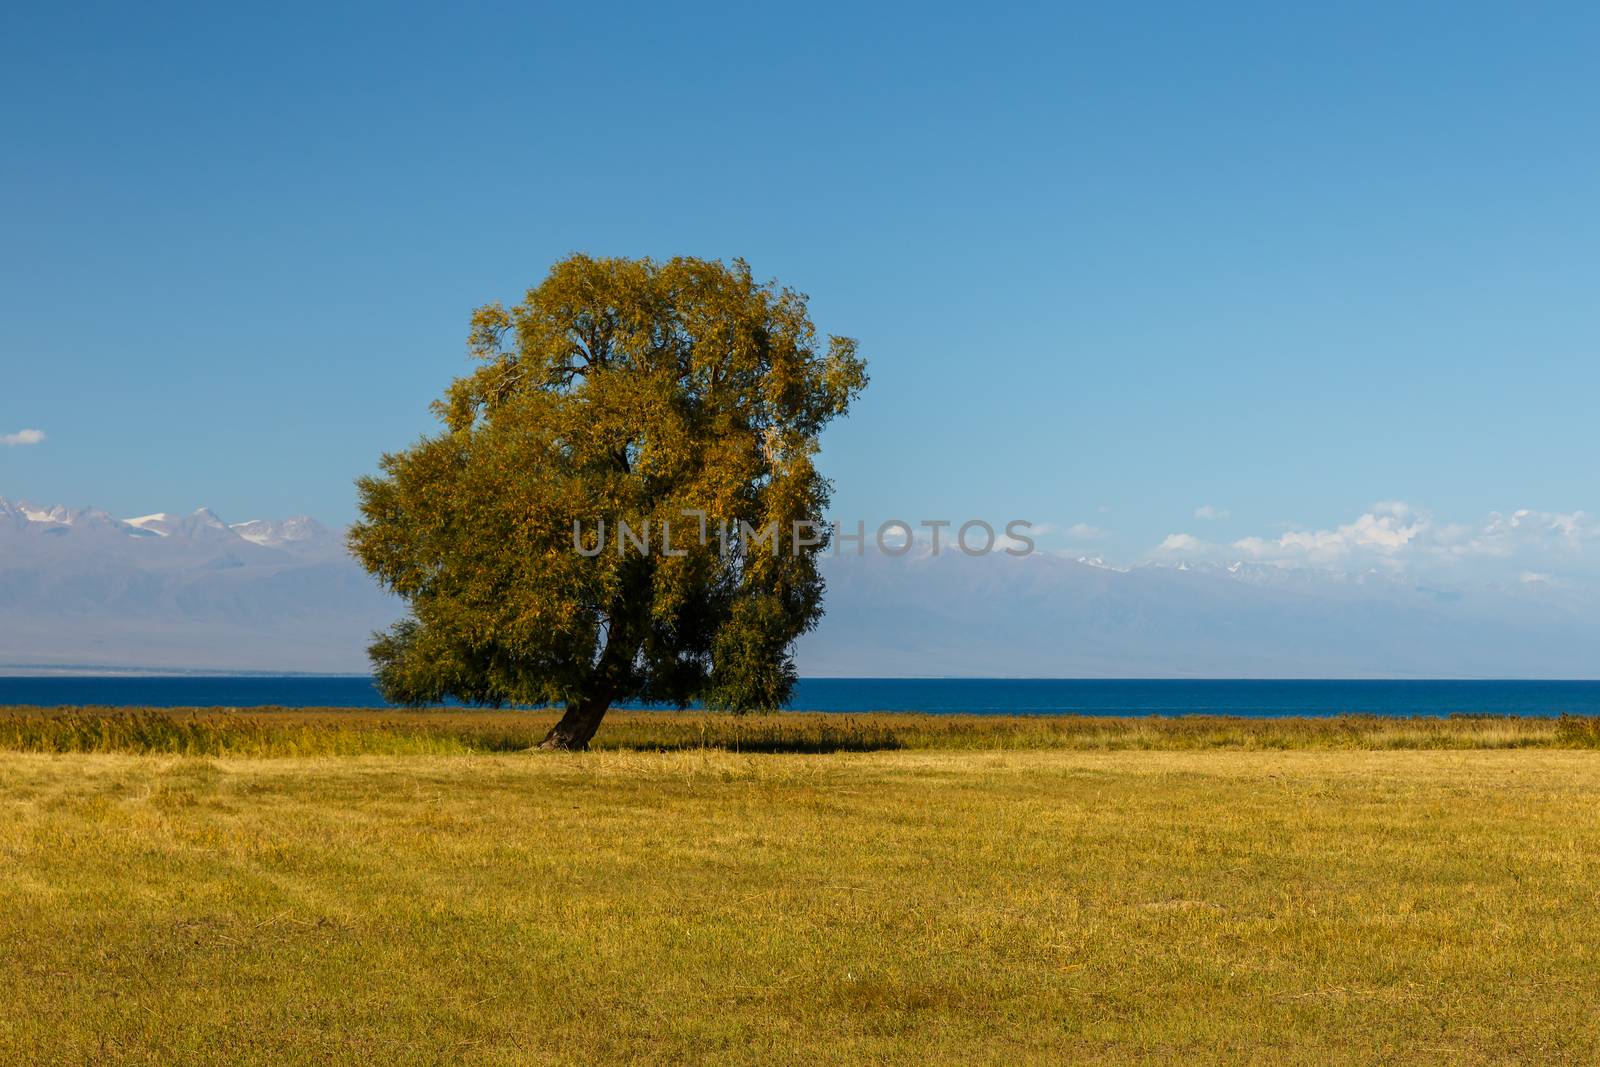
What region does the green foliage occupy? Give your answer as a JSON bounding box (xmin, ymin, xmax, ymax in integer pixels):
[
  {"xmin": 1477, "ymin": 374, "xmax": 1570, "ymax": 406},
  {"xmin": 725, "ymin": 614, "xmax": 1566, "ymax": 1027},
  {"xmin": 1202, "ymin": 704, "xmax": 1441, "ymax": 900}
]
[{"xmin": 350, "ymin": 256, "xmax": 867, "ymax": 724}]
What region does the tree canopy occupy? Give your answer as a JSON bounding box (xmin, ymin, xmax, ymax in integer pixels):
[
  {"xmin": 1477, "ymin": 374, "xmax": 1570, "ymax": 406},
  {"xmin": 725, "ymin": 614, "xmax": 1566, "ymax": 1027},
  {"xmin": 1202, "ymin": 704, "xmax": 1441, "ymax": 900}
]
[{"xmin": 349, "ymin": 255, "xmax": 867, "ymax": 749}]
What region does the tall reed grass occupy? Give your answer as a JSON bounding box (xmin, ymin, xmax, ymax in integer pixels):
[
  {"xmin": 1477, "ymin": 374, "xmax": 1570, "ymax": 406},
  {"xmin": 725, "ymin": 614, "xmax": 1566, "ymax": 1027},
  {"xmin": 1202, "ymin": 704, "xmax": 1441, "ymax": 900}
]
[{"xmin": 1, "ymin": 706, "xmax": 1596, "ymax": 756}]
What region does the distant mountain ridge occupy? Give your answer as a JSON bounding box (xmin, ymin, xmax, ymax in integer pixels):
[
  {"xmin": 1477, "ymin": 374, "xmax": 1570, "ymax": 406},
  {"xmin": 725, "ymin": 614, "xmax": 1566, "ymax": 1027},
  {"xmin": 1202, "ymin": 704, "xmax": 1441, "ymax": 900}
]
[
  {"xmin": 0, "ymin": 497, "xmax": 395, "ymax": 674},
  {"xmin": 2, "ymin": 499, "xmax": 343, "ymax": 554},
  {"xmin": 2, "ymin": 497, "xmax": 1596, "ymax": 679},
  {"xmin": 794, "ymin": 546, "xmax": 1600, "ymax": 680}
]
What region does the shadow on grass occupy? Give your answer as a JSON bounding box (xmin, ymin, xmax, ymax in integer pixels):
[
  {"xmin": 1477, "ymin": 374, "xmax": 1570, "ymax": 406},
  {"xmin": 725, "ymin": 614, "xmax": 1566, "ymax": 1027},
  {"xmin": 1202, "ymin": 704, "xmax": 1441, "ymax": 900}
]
[{"xmin": 596, "ymin": 722, "xmax": 905, "ymax": 754}]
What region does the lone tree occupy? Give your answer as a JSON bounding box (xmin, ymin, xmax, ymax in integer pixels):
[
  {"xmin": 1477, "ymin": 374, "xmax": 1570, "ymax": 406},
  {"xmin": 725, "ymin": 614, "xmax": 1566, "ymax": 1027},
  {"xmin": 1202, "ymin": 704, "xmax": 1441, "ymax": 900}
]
[{"xmin": 350, "ymin": 255, "xmax": 867, "ymax": 749}]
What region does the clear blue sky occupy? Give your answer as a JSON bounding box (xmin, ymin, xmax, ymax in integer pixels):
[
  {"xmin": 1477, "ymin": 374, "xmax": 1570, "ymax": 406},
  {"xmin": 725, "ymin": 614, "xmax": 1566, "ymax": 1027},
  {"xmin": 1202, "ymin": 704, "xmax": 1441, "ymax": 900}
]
[{"xmin": 4, "ymin": 1, "xmax": 1598, "ymax": 567}]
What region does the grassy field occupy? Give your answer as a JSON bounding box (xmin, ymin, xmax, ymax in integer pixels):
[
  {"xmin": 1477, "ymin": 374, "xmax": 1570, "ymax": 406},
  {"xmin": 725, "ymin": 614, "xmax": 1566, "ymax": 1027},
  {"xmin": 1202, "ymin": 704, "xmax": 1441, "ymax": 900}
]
[
  {"xmin": 6, "ymin": 705, "xmax": 1600, "ymax": 755},
  {"xmin": 3, "ymin": 710, "xmax": 1600, "ymax": 1064}
]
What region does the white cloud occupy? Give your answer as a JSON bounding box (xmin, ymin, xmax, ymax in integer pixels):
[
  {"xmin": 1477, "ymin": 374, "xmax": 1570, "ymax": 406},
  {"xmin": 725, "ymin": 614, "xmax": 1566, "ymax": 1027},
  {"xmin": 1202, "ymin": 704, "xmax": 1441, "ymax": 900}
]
[
  {"xmin": 1464, "ymin": 509, "xmax": 1597, "ymax": 558},
  {"xmin": 1065, "ymin": 522, "xmax": 1108, "ymax": 541},
  {"xmin": 1194, "ymin": 502, "xmax": 1600, "ymax": 584},
  {"xmin": 1194, "ymin": 505, "xmax": 1230, "ymax": 520},
  {"xmin": 1, "ymin": 428, "xmax": 45, "ymax": 446},
  {"xmin": 1230, "ymin": 502, "xmax": 1427, "ymax": 563},
  {"xmin": 1158, "ymin": 533, "xmax": 1208, "ymax": 553}
]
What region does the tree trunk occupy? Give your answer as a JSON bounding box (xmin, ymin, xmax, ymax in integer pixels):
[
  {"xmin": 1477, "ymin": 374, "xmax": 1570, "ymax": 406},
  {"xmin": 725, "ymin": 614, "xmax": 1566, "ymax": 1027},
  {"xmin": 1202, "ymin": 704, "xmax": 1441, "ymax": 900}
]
[
  {"xmin": 537, "ymin": 693, "xmax": 612, "ymax": 751},
  {"xmin": 541, "ymin": 575, "xmax": 643, "ymax": 751}
]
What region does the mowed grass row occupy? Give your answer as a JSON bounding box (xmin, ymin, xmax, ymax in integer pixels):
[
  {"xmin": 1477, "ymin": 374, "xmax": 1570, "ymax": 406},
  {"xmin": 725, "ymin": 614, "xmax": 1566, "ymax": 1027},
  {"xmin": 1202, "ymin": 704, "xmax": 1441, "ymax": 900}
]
[
  {"xmin": 4, "ymin": 748, "xmax": 1600, "ymax": 1064},
  {"xmin": 2, "ymin": 705, "xmax": 1600, "ymax": 756}
]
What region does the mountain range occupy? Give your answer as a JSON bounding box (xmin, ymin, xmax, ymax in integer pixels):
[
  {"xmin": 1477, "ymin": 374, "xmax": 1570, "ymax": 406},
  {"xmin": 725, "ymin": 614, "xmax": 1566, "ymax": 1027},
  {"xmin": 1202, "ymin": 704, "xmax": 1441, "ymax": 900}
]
[
  {"xmin": 0, "ymin": 499, "xmax": 397, "ymax": 674},
  {"xmin": 2, "ymin": 497, "xmax": 1596, "ymax": 678},
  {"xmin": 797, "ymin": 548, "xmax": 1600, "ymax": 679}
]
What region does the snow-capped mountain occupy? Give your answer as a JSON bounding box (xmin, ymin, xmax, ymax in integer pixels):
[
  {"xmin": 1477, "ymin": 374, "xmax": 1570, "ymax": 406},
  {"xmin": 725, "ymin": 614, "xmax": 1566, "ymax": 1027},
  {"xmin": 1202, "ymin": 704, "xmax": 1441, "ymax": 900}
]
[
  {"xmin": 3, "ymin": 500, "xmax": 341, "ymax": 552},
  {"xmin": 3, "ymin": 496, "xmax": 1597, "ymax": 678},
  {"xmin": 120, "ymin": 509, "xmax": 229, "ymax": 539},
  {"xmin": 229, "ymin": 515, "xmax": 334, "ymax": 549},
  {"xmin": 1, "ymin": 499, "xmax": 122, "ymax": 533},
  {"xmin": 798, "ymin": 547, "xmax": 1600, "ymax": 679},
  {"xmin": 0, "ymin": 497, "xmax": 393, "ymax": 673},
  {"xmin": 2, "ymin": 499, "xmax": 339, "ymax": 549}
]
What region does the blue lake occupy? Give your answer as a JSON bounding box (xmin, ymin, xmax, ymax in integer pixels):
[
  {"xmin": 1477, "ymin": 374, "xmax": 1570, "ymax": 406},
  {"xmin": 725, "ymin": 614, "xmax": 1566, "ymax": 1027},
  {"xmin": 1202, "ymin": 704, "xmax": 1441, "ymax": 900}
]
[{"xmin": 1, "ymin": 676, "xmax": 1598, "ymax": 717}]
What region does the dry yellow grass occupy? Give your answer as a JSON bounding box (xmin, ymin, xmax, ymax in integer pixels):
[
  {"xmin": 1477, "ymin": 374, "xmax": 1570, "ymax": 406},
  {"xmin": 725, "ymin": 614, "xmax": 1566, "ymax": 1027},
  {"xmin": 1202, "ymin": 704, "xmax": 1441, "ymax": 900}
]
[{"xmin": 3, "ymin": 744, "xmax": 1599, "ymax": 1063}]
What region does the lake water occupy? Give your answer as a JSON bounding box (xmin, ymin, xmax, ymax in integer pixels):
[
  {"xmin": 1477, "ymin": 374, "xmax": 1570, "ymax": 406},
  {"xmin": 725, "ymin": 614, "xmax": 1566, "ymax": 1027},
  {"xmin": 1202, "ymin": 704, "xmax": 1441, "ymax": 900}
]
[{"xmin": 1, "ymin": 676, "xmax": 1598, "ymax": 717}]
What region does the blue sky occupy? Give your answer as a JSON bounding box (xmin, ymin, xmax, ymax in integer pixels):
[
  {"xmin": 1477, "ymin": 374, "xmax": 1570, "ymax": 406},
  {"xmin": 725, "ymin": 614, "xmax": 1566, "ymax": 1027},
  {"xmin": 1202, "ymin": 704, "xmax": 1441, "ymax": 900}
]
[{"xmin": 4, "ymin": 1, "xmax": 1598, "ymax": 575}]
